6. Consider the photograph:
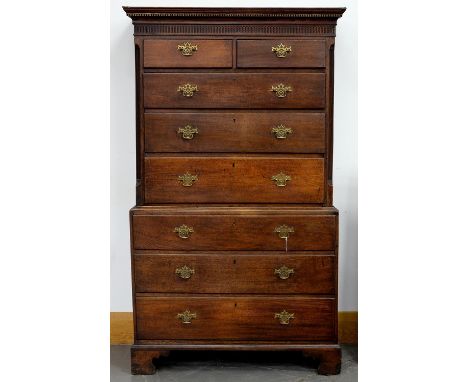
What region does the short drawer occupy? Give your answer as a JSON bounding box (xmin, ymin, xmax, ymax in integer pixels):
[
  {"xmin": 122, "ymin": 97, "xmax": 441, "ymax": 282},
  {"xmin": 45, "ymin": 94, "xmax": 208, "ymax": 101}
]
[
  {"xmin": 143, "ymin": 73, "xmax": 325, "ymax": 109},
  {"xmin": 135, "ymin": 296, "xmax": 335, "ymax": 341},
  {"xmin": 145, "ymin": 112, "xmax": 325, "ymax": 153},
  {"xmin": 131, "ymin": 206, "xmax": 337, "ymax": 251},
  {"xmin": 134, "ymin": 253, "xmax": 336, "ymax": 294},
  {"xmin": 144, "ymin": 39, "xmax": 232, "ymax": 68},
  {"xmin": 144, "ymin": 156, "xmax": 325, "ymax": 203},
  {"xmin": 237, "ymin": 39, "xmax": 326, "ymax": 68}
]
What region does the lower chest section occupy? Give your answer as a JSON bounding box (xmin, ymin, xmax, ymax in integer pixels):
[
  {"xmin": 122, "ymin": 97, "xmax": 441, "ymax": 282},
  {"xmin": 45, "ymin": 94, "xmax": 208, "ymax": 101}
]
[{"xmin": 131, "ymin": 207, "xmax": 338, "ymax": 344}]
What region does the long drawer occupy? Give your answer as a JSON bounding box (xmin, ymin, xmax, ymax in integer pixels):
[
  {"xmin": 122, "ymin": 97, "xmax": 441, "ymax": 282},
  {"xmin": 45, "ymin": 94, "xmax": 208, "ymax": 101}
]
[
  {"xmin": 143, "ymin": 73, "xmax": 325, "ymax": 109},
  {"xmin": 144, "ymin": 156, "xmax": 325, "ymax": 203},
  {"xmin": 135, "ymin": 296, "xmax": 336, "ymax": 341},
  {"xmin": 131, "ymin": 207, "xmax": 337, "ymax": 251},
  {"xmin": 145, "ymin": 112, "xmax": 325, "ymax": 153},
  {"xmin": 134, "ymin": 252, "xmax": 335, "ymax": 294}
]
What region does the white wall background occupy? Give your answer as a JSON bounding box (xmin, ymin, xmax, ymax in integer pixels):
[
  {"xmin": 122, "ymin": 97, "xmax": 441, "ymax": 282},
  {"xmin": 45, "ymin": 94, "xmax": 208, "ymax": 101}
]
[{"xmin": 111, "ymin": 0, "xmax": 357, "ymax": 311}]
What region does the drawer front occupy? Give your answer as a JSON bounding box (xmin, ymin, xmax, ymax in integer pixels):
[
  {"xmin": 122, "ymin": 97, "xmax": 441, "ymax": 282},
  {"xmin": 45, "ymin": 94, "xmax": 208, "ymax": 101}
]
[
  {"xmin": 132, "ymin": 212, "xmax": 336, "ymax": 251},
  {"xmin": 136, "ymin": 296, "xmax": 335, "ymax": 341},
  {"xmin": 134, "ymin": 253, "xmax": 335, "ymax": 294},
  {"xmin": 145, "ymin": 112, "xmax": 325, "ymax": 153},
  {"xmin": 144, "ymin": 156, "xmax": 325, "ymax": 203},
  {"xmin": 143, "ymin": 73, "xmax": 325, "ymax": 109},
  {"xmin": 144, "ymin": 39, "xmax": 232, "ymax": 68},
  {"xmin": 237, "ymin": 39, "xmax": 326, "ymax": 68}
]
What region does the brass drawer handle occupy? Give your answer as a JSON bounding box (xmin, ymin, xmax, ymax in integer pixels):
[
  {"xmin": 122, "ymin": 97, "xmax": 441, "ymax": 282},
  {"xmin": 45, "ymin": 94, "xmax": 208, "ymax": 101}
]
[
  {"xmin": 271, "ymin": 84, "xmax": 292, "ymax": 98},
  {"xmin": 178, "ymin": 124, "xmax": 198, "ymax": 140},
  {"xmin": 272, "ymin": 43, "xmax": 292, "ymax": 58},
  {"xmin": 271, "ymin": 173, "xmax": 291, "ymax": 187},
  {"xmin": 177, "ymin": 42, "xmax": 198, "ymax": 56},
  {"xmin": 274, "ymin": 225, "xmax": 294, "ymax": 239},
  {"xmin": 178, "ymin": 172, "xmax": 198, "ymax": 186},
  {"xmin": 275, "ymin": 310, "xmax": 295, "ymax": 325},
  {"xmin": 174, "ymin": 224, "xmax": 194, "ymax": 239},
  {"xmin": 175, "ymin": 265, "xmax": 195, "ymax": 279},
  {"xmin": 178, "ymin": 83, "xmax": 198, "ymax": 97},
  {"xmin": 177, "ymin": 310, "xmax": 197, "ymax": 324},
  {"xmin": 272, "ymin": 124, "xmax": 292, "ymax": 139},
  {"xmin": 274, "ymin": 266, "xmax": 295, "ymax": 280}
]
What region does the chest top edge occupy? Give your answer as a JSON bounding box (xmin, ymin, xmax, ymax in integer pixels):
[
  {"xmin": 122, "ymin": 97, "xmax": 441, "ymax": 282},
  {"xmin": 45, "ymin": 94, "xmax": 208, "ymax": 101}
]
[
  {"xmin": 123, "ymin": 7, "xmax": 345, "ymax": 37},
  {"xmin": 123, "ymin": 7, "xmax": 346, "ymax": 20}
]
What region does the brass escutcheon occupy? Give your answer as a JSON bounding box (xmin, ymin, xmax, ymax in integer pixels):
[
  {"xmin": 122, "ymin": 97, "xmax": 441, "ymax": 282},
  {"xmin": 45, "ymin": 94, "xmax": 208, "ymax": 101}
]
[
  {"xmin": 272, "ymin": 43, "xmax": 292, "ymax": 58},
  {"xmin": 271, "ymin": 173, "xmax": 291, "ymax": 187},
  {"xmin": 177, "ymin": 310, "xmax": 197, "ymax": 324},
  {"xmin": 275, "ymin": 310, "xmax": 295, "ymax": 325},
  {"xmin": 271, "ymin": 84, "xmax": 292, "ymax": 98},
  {"xmin": 274, "ymin": 266, "xmax": 295, "ymax": 280},
  {"xmin": 274, "ymin": 225, "xmax": 295, "ymax": 239},
  {"xmin": 175, "ymin": 265, "xmax": 195, "ymax": 279},
  {"xmin": 178, "ymin": 124, "xmax": 199, "ymax": 140},
  {"xmin": 178, "ymin": 172, "xmax": 198, "ymax": 187},
  {"xmin": 272, "ymin": 124, "xmax": 293, "ymax": 139},
  {"xmin": 177, "ymin": 42, "xmax": 198, "ymax": 56},
  {"xmin": 174, "ymin": 224, "xmax": 194, "ymax": 239},
  {"xmin": 178, "ymin": 83, "xmax": 198, "ymax": 97}
]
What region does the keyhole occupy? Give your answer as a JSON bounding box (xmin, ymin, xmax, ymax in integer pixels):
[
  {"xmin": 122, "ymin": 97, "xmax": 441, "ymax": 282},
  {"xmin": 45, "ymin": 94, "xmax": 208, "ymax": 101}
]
[{"xmin": 233, "ymin": 259, "xmax": 236, "ymax": 265}]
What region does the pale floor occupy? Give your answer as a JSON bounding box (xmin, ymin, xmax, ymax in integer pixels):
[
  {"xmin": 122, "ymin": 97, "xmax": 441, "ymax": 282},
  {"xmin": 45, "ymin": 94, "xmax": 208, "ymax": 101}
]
[{"xmin": 111, "ymin": 345, "xmax": 358, "ymax": 382}]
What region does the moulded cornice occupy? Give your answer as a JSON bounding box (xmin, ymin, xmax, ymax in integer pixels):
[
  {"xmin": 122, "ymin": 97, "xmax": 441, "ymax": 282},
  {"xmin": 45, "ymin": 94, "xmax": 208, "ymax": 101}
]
[{"xmin": 123, "ymin": 7, "xmax": 346, "ymax": 20}]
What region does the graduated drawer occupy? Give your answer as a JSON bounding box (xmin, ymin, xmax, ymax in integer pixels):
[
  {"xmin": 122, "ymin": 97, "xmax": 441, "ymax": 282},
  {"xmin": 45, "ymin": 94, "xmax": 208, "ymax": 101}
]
[
  {"xmin": 145, "ymin": 112, "xmax": 325, "ymax": 153},
  {"xmin": 144, "ymin": 39, "xmax": 232, "ymax": 68},
  {"xmin": 237, "ymin": 39, "xmax": 326, "ymax": 68},
  {"xmin": 144, "ymin": 156, "xmax": 325, "ymax": 203},
  {"xmin": 134, "ymin": 253, "xmax": 335, "ymax": 294},
  {"xmin": 145, "ymin": 156, "xmax": 324, "ymax": 203},
  {"xmin": 143, "ymin": 73, "xmax": 325, "ymax": 109},
  {"xmin": 131, "ymin": 207, "xmax": 337, "ymax": 251},
  {"xmin": 136, "ymin": 296, "xmax": 335, "ymax": 341}
]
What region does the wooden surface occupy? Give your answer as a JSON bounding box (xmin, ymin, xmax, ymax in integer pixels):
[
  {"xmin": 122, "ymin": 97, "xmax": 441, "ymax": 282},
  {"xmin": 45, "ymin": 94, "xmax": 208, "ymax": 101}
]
[
  {"xmin": 134, "ymin": 252, "xmax": 335, "ymax": 294},
  {"xmin": 144, "ymin": 112, "xmax": 326, "ymax": 153},
  {"xmin": 338, "ymin": 311, "xmax": 358, "ymax": 344},
  {"xmin": 111, "ymin": 311, "xmax": 357, "ymax": 345},
  {"xmin": 135, "ymin": 296, "xmax": 335, "ymax": 341},
  {"xmin": 144, "ymin": 39, "xmax": 232, "ymax": 68},
  {"xmin": 131, "ymin": 348, "xmax": 169, "ymax": 375},
  {"xmin": 303, "ymin": 347, "xmax": 341, "ymax": 375},
  {"xmin": 110, "ymin": 312, "xmax": 134, "ymax": 345},
  {"xmin": 143, "ymin": 73, "xmax": 326, "ymax": 109},
  {"xmin": 144, "ymin": 156, "xmax": 325, "ymax": 203},
  {"xmin": 124, "ymin": 6, "xmax": 346, "ymax": 375},
  {"xmin": 132, "ymin": 210, "xmax": 337, "ymax": 251},
  {"xmin": 237, "ymin": 39, "xmax": 326, "ymax": 68}
]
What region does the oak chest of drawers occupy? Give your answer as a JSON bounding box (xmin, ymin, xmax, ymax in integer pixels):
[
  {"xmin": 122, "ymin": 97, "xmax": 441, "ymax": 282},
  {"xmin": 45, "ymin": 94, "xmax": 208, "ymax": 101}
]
[{"xmin": 124, "ymin": 7, "xmax": 346, "ymax": 376}]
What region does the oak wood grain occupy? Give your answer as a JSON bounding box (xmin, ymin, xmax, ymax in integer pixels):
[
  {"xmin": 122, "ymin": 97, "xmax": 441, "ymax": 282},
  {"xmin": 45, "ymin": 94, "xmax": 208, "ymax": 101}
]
[
  {"xmin": 237, "ymin": 39, "xmax": 326, "ymax": 68},
  {"xmin": 144, "ymin": 112, "xmax": 325, "ymax": 153},
  {"xmin": 144, "ymin": 39, "xmax": 232, "ymax": 68},
  {"xmin": 143, "ymin": 73, "xmax": 326, "ymax": 109},
  {"xmin": 134, "ymin": 253, "xmax": 335, "ymax": 294},
  {"xmin": 131, "ymin": 209, "xmax": 337, "ymax": 251},
  {"xmin": 135, "ymin": 296, "xmax": 335, "ymax": 341},
  {"xmin": 144, "ymin": 156, "xmax": 325, "ymax": 203}
]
